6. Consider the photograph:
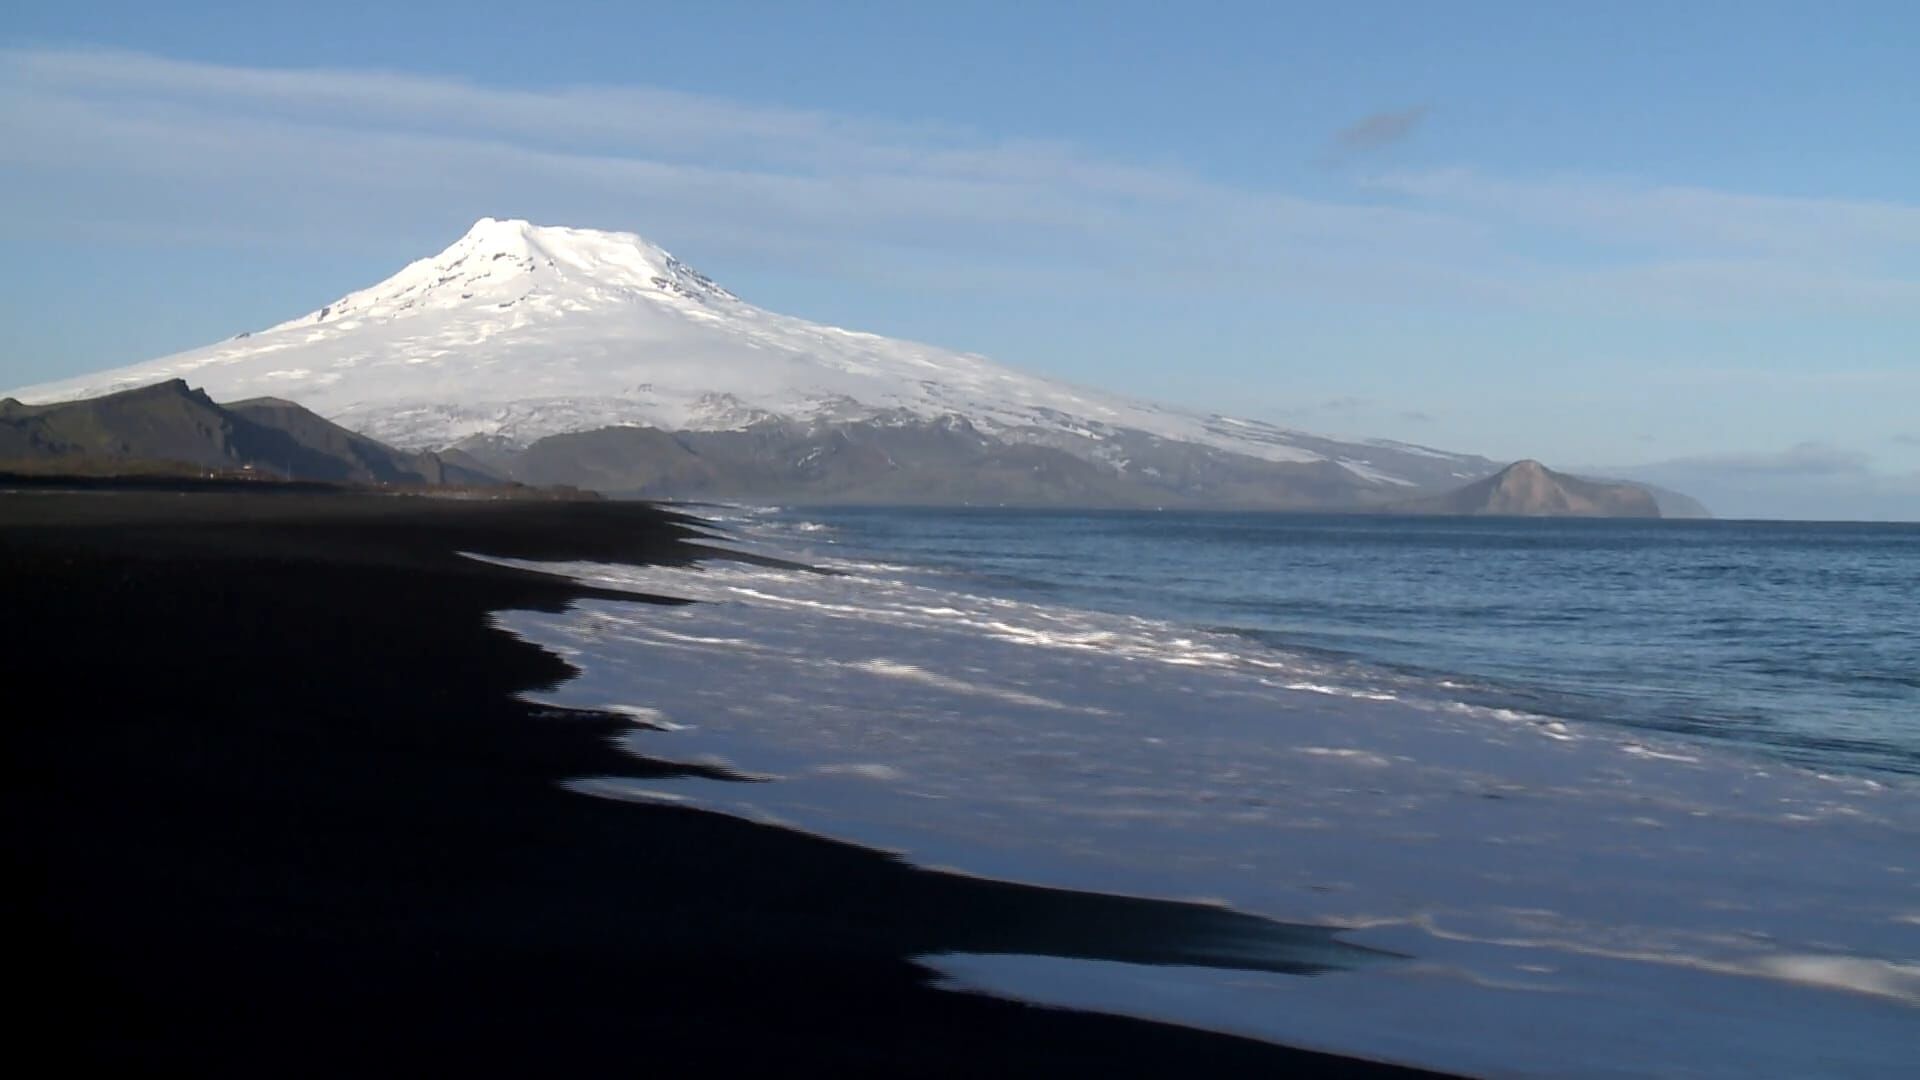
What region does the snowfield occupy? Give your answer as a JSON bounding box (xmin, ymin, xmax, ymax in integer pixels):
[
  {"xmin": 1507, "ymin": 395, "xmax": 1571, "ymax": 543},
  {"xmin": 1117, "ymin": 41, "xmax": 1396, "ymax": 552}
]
[{"xmin": 8, "ymin": 219, "xmax": 1467, "ymax": 485}]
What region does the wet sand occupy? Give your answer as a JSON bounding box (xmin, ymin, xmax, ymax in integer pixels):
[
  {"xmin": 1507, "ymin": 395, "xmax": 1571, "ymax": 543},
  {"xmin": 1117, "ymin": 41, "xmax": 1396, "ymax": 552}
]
[{"xmin": 1, "ymin": 484, "xmax": 1449, "ymax": 1077}]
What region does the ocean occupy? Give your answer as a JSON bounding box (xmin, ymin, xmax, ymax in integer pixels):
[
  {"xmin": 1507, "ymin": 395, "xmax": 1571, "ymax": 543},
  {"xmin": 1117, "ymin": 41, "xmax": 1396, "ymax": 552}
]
[
  {"xmin": 491, "ymin": 507, "xmax": 1920, "ymax": 1078},
  {"xmin": 769, "ymin": 510, "xmax": 1920, "ymax": 779}
]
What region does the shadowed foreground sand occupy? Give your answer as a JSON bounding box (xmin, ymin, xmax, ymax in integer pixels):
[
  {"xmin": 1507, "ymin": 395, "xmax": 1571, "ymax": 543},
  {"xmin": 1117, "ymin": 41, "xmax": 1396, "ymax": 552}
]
[{"xmin": 1, "ymin": 484, "xmax": 1450, "ymax": 1077}]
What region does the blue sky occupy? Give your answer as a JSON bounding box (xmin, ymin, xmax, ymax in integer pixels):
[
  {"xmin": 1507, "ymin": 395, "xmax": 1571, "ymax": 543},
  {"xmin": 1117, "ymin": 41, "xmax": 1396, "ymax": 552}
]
[{"xmin": 3, "ymin": 1, "xmax": 1917, "ymax": 517}]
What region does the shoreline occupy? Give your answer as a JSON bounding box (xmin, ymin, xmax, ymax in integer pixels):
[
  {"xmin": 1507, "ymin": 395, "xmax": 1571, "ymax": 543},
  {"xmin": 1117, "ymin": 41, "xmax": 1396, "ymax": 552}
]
[
  {"xmin": 3, "ymin": 486, "xmax": 1447, "ymax": 1077},
  {"xmin": 484, "ymin": 504, "xmax": 1920, "ymax": 1075}
]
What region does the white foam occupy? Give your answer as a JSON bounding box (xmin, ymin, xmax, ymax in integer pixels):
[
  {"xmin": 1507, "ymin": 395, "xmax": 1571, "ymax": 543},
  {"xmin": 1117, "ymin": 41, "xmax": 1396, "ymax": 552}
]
[
  {"xmin": 848, "ymin": 659, "xmax": 1103, "ymax": 713},
  {"xmin": 1297, "ymin": 747, "xmax": 1395, "ymax": 768},
  {"xmin": 476, "ymin": 549, "xmax": 1920, "ymax": 1077},
  {"xmin": 1752, "ymin": 955, "xmax": 1920, "ymax": 1003},
  {"xmin": 816, "ymin": 763, "xmax": 909, "ymax": 782},
  {"xmin": 598, "ymin": 704, "xmax": 688, "ymax": 731}
]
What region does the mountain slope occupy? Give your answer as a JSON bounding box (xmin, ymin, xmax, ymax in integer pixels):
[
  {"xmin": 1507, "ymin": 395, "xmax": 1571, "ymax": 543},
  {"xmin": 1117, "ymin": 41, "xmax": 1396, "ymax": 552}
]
[
  {"xmin": 1588, "ymin": 477, "xmax": 1712, "ymax": 519},
  {"xmin": 3, "ymin": 379, "xmax": 240, "ymax": 468},
  {"xmin": 1562, "ymin": 468, "xmax": 1714, "ymax": 519},
  {"xmin": 6, "ymin": 218, "xmax": 1495, "ymax": 502},
  {"xmin": 0, "ymin": 380, "xmax": 493, "ymax": 485},
  {"xmin": 508, "ymin": 417, "xmax": 1183, "ymax": 506},
  {"xmin": 223, "ymin": 396, "xmax": 495, "ymax": 485},
  {"xmin": 1392, "ymin": 460, "xmax": 1662, "ymax": 518}
]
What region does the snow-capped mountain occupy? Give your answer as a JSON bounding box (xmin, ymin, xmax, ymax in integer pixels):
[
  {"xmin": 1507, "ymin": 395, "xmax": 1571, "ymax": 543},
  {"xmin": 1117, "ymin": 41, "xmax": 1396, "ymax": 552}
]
[{"xmin": 9, "ymin": 218, "xmax": 1488, "ymax": 492}]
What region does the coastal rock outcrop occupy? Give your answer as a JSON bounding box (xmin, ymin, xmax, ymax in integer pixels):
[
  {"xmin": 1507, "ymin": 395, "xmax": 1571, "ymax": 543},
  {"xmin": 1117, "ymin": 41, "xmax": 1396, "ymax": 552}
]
[{"xmin": 1391, "ymin": 460, "xmax": 1663, "ymax": 518}]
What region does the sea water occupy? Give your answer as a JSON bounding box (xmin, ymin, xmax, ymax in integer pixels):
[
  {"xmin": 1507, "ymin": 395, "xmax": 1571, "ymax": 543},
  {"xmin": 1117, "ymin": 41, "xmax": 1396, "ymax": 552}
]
[
  {"xmin": 488, "ymin": 508, "xmax": 1920, "ymax": 1077},
  {"xmin": 768, "ymin": 510, "xmax": 1920, "ymax": 778}
]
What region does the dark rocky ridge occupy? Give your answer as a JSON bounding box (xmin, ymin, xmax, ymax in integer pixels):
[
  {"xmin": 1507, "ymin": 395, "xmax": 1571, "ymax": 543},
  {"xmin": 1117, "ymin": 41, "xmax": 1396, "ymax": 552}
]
[{"xmin": 0, "ymin": 379, "xmax": 496, "ymax": 485}]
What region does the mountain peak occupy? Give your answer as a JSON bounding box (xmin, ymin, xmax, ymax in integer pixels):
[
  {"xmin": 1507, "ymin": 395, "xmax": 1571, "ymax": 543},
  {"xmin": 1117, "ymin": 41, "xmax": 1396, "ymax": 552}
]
[
  {"xmin": 453, "ymin": 216, "xmax": 541, "ymax": 257},
  {"xmin": 1492, "ymin": 459, "xmax": 1551, "ymax": 486},
  {"xmin": 443, "ymin": 217, "xmax": 686, "ymax": 281},
  {"xmin": 1482, "ymin": 459, "xmax": 1562, "ymax": 506},
  {"xmin": 277, "ymin": 219, "xmax": 739, "ymax": 329},
  {"xmin": 464, "ymin": 215, "xmax": 532, "ymax": 235},
  {"xmin": 447, "ymin": 218, "xmax": 718, "ymax": 288}
]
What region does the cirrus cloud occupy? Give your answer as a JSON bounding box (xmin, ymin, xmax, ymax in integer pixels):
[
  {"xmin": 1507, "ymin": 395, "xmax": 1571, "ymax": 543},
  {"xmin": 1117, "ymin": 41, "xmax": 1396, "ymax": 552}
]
[
  {"xmin": 1, "ymin": 47, "xmax": 1918, "ymax": 322},
  {"xmin": 1658, "ymin": 442, "xmax": 1872, "ymax": 477}
]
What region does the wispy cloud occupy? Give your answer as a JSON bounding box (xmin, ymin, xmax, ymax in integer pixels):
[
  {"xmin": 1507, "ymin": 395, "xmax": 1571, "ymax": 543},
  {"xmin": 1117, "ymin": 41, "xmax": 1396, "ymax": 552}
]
[
  {"xmin": 1363, "ymin": 168, "xmax": 1920, "ymax": 314},
  {"xmin": 1330, "ymin": 107, "xmax": 1428, "ymax": 157},
  {"xmin": 1369, "ymin": 167, "xmax": 1920, "ymax": 261},
  {"xmin": 1895, "ymin": 433, "xmax": 1920, "ymax": 447},
  {"xmin": 2, "ymin": 47, "xmax": 1918, "ymax": 320},
  {"xmin": 1654, "ymin": 442, "xmax": 1872, "ymax": 477},
  {"xmin": 1645, "ymin": 367, "xmax": 1920, "ymax": 392},
  {"xmin": 0, "ymin": 47, "xmax": 1482, "ymax": 294},
  {"xmin": 1614, "ymin": 443, "xmax": 1920, "ymax": 520},
  {"xmin": 1270, "ymin": 396, "xmax": 1379, "ymax": 420}
]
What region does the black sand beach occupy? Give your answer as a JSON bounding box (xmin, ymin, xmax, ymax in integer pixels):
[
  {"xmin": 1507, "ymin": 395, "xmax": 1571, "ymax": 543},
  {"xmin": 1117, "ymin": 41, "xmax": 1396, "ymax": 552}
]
[{"xmin": 3, "ymin": 484, "xmax": 1447, "ymax": 1077}]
